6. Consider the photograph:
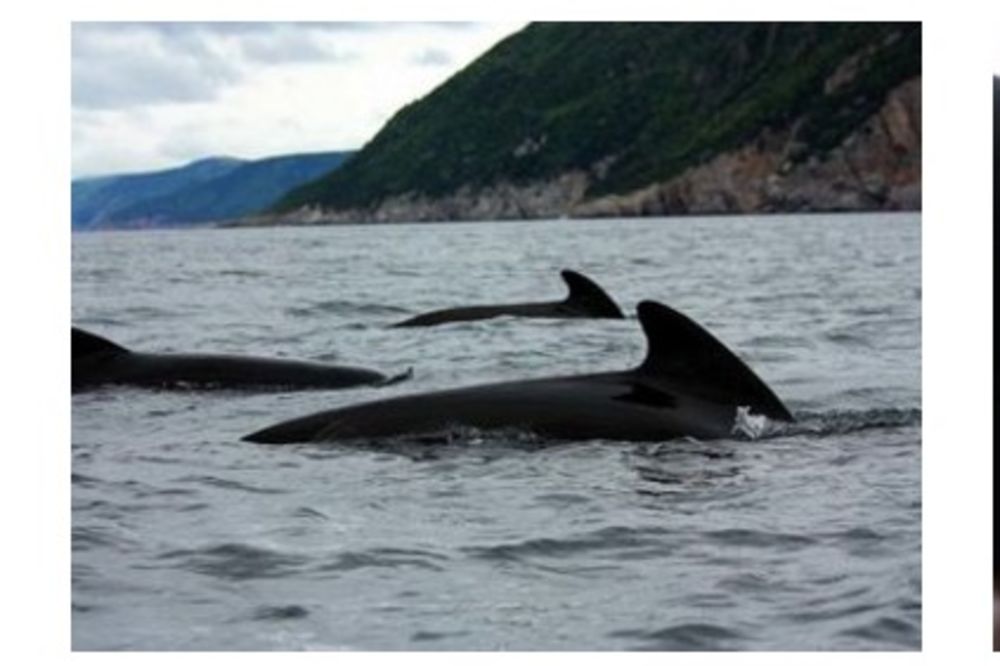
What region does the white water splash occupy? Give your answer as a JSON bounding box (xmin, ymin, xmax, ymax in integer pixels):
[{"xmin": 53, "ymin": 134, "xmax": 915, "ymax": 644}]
[{"xmin": 731, "ymin": 405, "xmax": 770, "ymax": 440}]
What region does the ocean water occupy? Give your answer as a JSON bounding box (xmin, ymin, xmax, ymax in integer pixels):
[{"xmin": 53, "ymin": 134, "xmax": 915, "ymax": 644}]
[{"xmin": 71, "ymin": 213, "xmax": 921, "ymax": 650}]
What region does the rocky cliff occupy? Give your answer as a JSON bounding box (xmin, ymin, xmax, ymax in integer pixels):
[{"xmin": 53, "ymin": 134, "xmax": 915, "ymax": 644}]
[{"xmin": 575, "ymin": 76, "xmax": 921, "ymax": 217}]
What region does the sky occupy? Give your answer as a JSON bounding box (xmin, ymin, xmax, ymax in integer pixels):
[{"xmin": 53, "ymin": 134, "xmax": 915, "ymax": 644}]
[{"xmin": 71, "ymin": 21, "xmax": 525, "ymax": 179}]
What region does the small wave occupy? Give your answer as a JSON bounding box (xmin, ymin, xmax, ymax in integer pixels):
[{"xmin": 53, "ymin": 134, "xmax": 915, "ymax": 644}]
[
  {"xmin": 118, "ymin": 305, "xmax": 178, "ymax": 320},
  {"xmin": 72, "ymin": 472, "xmax": 102, "ymax": 488},
  {"xmin": 629, "ymin": 462, "xmax": 743, "ymax": 493},
  {"xmin": 315, "ymin": 547, "xmax": 448, "ymax": 574},
  {"xmin": 75, "ymin": 267, "xmax": 121, "ymax": 280},
  {"xmin": 843, "ymin": 305, "xmax": 896, "ymax": 317},
  {"xmin": 251, "ymin": 605, "xmax": 310, "ymax": 621},
  {"xmin": 747, "ymin": 290, "xmax": 822, "ymax": 304},
  {"xmin": 72, "ymin": 315, "xmax": 123, "ymax": 328},
  {"xmin": 130, "ymin": 454, "xmax": 186, "ymax": 465},
  {"xmin": 285, "ymin": 299, "xmax": 409, "ymax": 318},
  {"xmin": 173, "ymin": 474, "xmax": 289, "ymax": 495},
  {"xmin": 818, "ymin": 528, "xmax": 894, "ymax": 559},
  {"xmin": 625, "ymin": 440, "xmax": 744, "ymax": 493},
  {"xmin": 781, "ymin": 408, "xmax": 921, "ymax": 437},
  {"xmin": 630, "ymin": 440, "xmax": 735, "ymax": 460},
  {"xmin": 73, "ymin": 525, "xmax": 142, "ymax": 553},
  {"xmin": 156, "ymin": 543, "xmax": 309, "ymax": 581},
  {"xmin": 742, "ymin": 334, "xmax": 815, "ymax": 349},
  {"xmin": 785, "ymin": 602, "xmax": 883, "ymax": 624},
  {"xmin": 608, "ymin": 622, "xmax": 747, "ymax": 650},
  {"xmin": 113, "ymin": 479, "xmax": 199, "ymax": 499},
  {"xmin": 828, "ymin": 527, "xmax": 884, "ymax": 541},
  {"xmin": 837, "ymin": 616, "xmax": 920, "ymax": 649},
  {"xmin": 531, "ymin": 492, "xmax": 592, "ymax": 508},
  {"xmin": 302, "ymin": 427, "xmax": 553, "ymax": 461},
  {"xmin": 411, "ymin": 630, "xmax": 470, "ymax": 643},
  {"xmin": 718, "ymin": 571, "xmax": 804, "ymax": 594},
  {"xmin": 463, "ymin": 525, "xmax": 674, "ymax": 563},
  {"xmin": 217, "ymin": 269, "xmax": 267, "ymax": 278},
  {"xmin": 290, "ymin": 506, "xmax": 330, "ymax": 521},
  {"xmin": 702, "ymin": 528, "xmax": 816, "ymax": 549},
  {"xmin": 72, "ymin": 526, "xmax": 119, "ymax": 551},
  {"xmin": 822, "ymin": 331, "xmax": 873, "ymax": 348}
]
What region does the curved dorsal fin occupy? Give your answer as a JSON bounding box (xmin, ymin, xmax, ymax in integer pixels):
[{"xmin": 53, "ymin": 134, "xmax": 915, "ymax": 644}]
[
  {"xmin": 635, "ymin": 301, "xmax": 793, "ymax": 421},
  {"xmin": 73, "ymin": 327, "xmax": 128, "ymax": 359},
  {"xmin": 560, "ymin": 270, "xmax": 624, "ymax": 318}
]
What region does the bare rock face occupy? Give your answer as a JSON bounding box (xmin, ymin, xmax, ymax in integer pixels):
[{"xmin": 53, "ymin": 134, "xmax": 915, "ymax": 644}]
[
  {"xmin": 272, "ymin": 172, "xmax": 591, "ymax": 225},
  {"xmin": 266, "ymin": 76, "xmax": 920, "ymax": 225},
  {"xmin": 575, "ymin": 76, "xmax": 921, "ymax": 218},
  {"xmin": 369, "ymin": 171, "xmax": 590, "ymax": 222}
]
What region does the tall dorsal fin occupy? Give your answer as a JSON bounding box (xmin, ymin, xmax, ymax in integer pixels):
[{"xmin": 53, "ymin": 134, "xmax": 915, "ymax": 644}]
[
  {"xmin": 560, "ymin": 270, "xmax": 624, "ymax": 318},
  {"xmin": 73, "ymin": 327, "xmax": 128, "ymax": 359},
  {"xmin": 635, "ymin": 301, "xmax": 793, "ymax": 421}
]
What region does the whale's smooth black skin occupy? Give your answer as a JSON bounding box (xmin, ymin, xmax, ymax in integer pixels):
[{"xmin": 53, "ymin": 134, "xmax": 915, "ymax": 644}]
[
  {"xmin": 72, "ymin": 327, "xmax": 402, "ymax": 392},
  {"xmin": 245, "ymin": 300, "xmax": 793, "ymax": 444},
  {"xmin": 392, "ymin": 269, "xmax": 624, "ymax": 327},
  {"xmin": 994, "ymin": 77, "xmax": 999, "ymax": 227}
]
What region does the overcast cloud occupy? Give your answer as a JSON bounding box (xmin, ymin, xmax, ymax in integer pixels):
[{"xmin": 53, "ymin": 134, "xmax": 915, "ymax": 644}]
[{"xmin": 72, "ymin": 22, "xmax": 524, "ymax": 178}]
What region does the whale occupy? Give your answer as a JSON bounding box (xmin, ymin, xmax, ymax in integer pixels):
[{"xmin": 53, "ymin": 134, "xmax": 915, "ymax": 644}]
[
  {"xmin": 994, "ymin": 77, "xmax": 999, "ymax": 226},
  {"xmin": 391, "ymin": 269, "xmax": 624, "ymax": 327},
  {"xmin": 73, "ymin": 327, "xmax": 407, "ymax": 392},
  {"xmin": 244, "ymin": 300, "xmax": 793, "ymax": 444}
]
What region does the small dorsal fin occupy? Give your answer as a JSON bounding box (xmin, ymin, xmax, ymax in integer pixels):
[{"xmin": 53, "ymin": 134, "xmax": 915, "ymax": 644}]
[
  {"xmin": 560, "ymin": 270, "xmax": 624, "ymax": 318},
  {"xmin": 635, "ymin": 301, "xmax": 793, "ymax": 421},
  {"xmin": 73, "ymin": 327, "xmax": 128, "ymax": 359}
]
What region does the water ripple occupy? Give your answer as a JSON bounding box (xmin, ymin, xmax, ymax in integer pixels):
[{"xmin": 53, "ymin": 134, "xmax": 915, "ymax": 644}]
[
  {"xmin": 315, "ymin": 547, "xmax": 449, "ymax": 574},
  {"xmin": 173, "ymin": 474, "xmax": 289, "ymax": 495},
  {"xmin": 838, "ymin": 616, "xmax": 920, "ymax": 649},
  {"xmin": 156, "ymin": 543, "xmax": 309, "ymax": 581},
  {"xmin": 286, "ymin": 299, "xmax": 409, "ymax": 318},
  {"xmin": 464, "ymin": 525, "xmax": 675, "ymax": 562},
  {"xmin": 702, "ymin": 528, "xmax": 816, "ymax": 549},
  {"xmin": 609, "ymin": 623, "xmax": 747, "ymax": 650},
  {"xmin": 779, "ymin": 408, "xmax": 921, "ymax": 437},
  {"xmin": 251, "ymin": 605, "xmax": 310, "ymax": 621},
  {"xmin": 785, "ymin": 602, "xmax": 884, "ymax": 624}
]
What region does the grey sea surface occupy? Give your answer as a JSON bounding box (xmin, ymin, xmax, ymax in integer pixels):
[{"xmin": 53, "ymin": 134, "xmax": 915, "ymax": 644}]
[{"xmin": 71, "ymin": 213, "xmax": 921, "ymax": 650}]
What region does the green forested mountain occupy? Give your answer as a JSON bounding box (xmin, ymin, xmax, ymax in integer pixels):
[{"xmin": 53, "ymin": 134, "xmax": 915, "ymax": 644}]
[
  {"xmin": 72, "ymin": 158, "xmax": 244, "ymax": 229},
  {"xmin": 105, "ymin": 152, "xmax": 351, "ymax": 227},
  {"xmin": 273, "ymin": 22, "xmax": 920, "ymax": 216},
  {"xmin": 72, "ymin": 152, "xmax": 351, "ymax": 230}
]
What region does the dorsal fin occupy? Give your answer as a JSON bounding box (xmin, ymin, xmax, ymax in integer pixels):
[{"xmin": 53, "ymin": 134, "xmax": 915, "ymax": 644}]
[
  {"xmin": 560, "ymin": 270, "xmax": 624, "ymax": 318},
  {"xmin": 634, "ymin": 301, "xmax": 793, "ymax": 421},
  {"xmin": 73, "ymin": 327, "xmax": 128, "ymax": 359}
]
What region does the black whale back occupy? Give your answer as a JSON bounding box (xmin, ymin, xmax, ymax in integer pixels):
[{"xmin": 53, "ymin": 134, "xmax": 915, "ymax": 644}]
[
  {"xmin": 994, "ymin": 77, "xmax": 999, "ymax": 226},
  {"xmin": 635, "ymin": 301, "xmax": 793, "ymax": 421},
  {"xmin": 392, "ymin": 269, "xmax": 624, "ymax": 326}
]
